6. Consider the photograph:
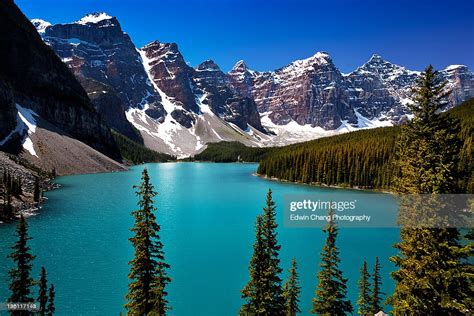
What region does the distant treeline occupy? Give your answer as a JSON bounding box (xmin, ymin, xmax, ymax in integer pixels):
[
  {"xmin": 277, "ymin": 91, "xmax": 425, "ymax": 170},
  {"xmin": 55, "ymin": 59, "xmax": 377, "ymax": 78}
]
[
  {"xmin": 193, "ymin": 141, "xmax": 273, "ymax": 162},
  {"xmin": 258, "ymin": 98, "xmax": 473, "ymax": 192},
  {"xmin": 258, "ymin": 127, "xmax": 400, "ymax": 189},
  {"xmin": 112, "ymin": 130, "xmax": 176, "ymax": 164}
]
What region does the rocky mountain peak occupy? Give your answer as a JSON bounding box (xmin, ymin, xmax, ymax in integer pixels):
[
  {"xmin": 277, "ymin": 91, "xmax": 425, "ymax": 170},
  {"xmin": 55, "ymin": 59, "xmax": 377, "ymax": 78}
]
[
  {"xmin": 142, "ymin": 39, "xmax": 161, "ymax": 49},
  {"xmin": 228, "ymin": 60, "xmax": 256, "ymax": 97},
  {"xmin": 275, "ymin": 51, "xmax": 337, "ymax": 79},
  {"xmin": 142, "ymin": 40, "xmax": 184, "ymax": 66},
  {"xmin": 30, "ymin": 18, "xmax": 51, "ymax": 33},
  {"xmin": 229, "ymin": 60, "xmax": 255, "ymax": 77},
  {"xmin": 140, "ymin": 39, "xmax": 199, "ymax": 114},
  {"xmin": 444, "ymin": 64, "xmax": 470, "ymax": 73},
  {"xmin": 143, "ymin": 40, "xmax": 179, "ymax": 52},
  {"xmin": 196, "ymin": 60, "xmax": 221, "ymax": 72},
  {"xmin": 367, "ymin": 53, "xmax": 383, "ymax": 62},
  {"xmin": 441, "ymin": 64, "xmax": 474, "ymax": 106},
  {"xmin": 353, "ymin": 54, "xmax": 419, "ymax": 89},
  {"xmin": 359, "ymin": 53, "xmax": 395, "ymax": 70},
  {"xmin": 231, "ymin": 60, "xmax": 250, "ymax": 71},
  {"xmin": 35, "ymin": 13, "xmax": 166, "ymax": 136},
  {"xmin": 75, "ymin": 12, "xmax": 115, "ymax": 26},
  {"xmin": 298, "ymin": 51, "xmax": 333, "ymax": 67}
]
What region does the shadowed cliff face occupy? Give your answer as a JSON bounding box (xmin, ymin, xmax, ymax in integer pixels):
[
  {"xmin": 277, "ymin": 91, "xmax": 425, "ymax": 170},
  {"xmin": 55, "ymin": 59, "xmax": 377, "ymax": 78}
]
[
  {"xmin": 0, "ymin": 0, "xmax": 120, "ymax": 160},
  {"xmin": 78, "ymin": 77, "xmax": 143, "ymax": 143},
  {"xmin": 0, "ymin": 80, "xmax": 16, "ymax": 140}
]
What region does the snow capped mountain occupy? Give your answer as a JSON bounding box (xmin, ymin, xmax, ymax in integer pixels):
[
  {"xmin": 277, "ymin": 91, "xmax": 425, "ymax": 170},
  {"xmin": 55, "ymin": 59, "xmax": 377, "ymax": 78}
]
[
  {"xmin": 30, "ymin": 18, "xmax": 51, "ymax": 33},
  {"xmin": 441, "ymin": 65, "xmax": 474, "ymax": 106},
  {"xmin": 229, "ymin": 51, "xmax": 357, "ymax": 129},
  {"xmin": 36, "ymin": 12, "xmax": 165, "ymax": 141},
  {"xmin": 228, "ymin": 60, "xmax": 255, "ymax": 98},
  {"xmin": 0, "ymin": 3, "xmax": 123, "ymax": 174},
  {"xmin": 31, "ymin": 13, "xmax": 474, "ymax": 157},
  {"xmin": 229, "ymin": 53, "xmax": 474, "ymax": 129},
  {"xmin": 135, "ymin": 41, "xmax": 268, "ymax": 157},
  {"xmin": 75, "ymin": 12, "xmax": 113, "ymax": 25}
]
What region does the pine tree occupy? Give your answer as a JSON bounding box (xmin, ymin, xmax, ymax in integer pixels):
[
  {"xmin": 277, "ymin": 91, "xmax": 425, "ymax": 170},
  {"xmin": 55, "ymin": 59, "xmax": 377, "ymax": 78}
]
[
  {"xmin": 33, "ymin": 177, "xmax": 41, "ymax": 203},
  {"xmin": 387, "ymin": 65, "xmax": 473, "ymax": 314},
  {"xmin": 283, "ymin": 258, "xmax": 301, "ymax": 316},
  {"xmin": 38, "ymin": 267, "xmax": 48, "ymax": 315},
  {"xmin": 261, "ymin": 189, "xmax": 285, "ymax": 314},
  {"xmin": 241, "ymin": 189, "xmax": 285, "ymax": 315},
  {"xmin": 370, "ymin": 257, "xmax": 383, "ymax": 314},
  {"xmin": 357, "ymin": 261, "xmax": 371, "ymax": 315},
  {"xmin": 46, "ymin": 284, "xmax": 55, "ymax": 315},
  {"xmin": 241, "ymin": 215, "xmax": 265, "ymax": 315},
  {"xmin": 311, "ymin": 208, "xmax": 352, "ymax": 315},
  {"xmin": 125, "ymin": 168, "xmax": 171, "ymax": 315},
  {"xmin": 8, "ymin": 215, "xmax": 36, "ymax": 306}
]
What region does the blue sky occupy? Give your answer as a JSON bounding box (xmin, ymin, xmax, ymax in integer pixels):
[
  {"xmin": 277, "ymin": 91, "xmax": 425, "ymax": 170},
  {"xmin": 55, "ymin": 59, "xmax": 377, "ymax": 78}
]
[{"xmin": 16, "ymin": 0, "xmax": 474, "ymax": 73}]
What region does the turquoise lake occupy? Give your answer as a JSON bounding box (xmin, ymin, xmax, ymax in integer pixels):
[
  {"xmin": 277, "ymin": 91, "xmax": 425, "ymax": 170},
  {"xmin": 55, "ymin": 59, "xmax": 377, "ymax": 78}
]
[{"xmin": 0, "ymin": 163, "xmax": 399, "ymax": 315}]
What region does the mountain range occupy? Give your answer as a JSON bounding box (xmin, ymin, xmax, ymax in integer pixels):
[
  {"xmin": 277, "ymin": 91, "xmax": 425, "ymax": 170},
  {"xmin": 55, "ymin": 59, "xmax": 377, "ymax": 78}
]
[
  {"xmin": 31, "ymin": 12, "xmax": 473, "ymax": 158},
  {"xmin": 2, "ymin": 6, "xmax": 473, "ymax": 164}
]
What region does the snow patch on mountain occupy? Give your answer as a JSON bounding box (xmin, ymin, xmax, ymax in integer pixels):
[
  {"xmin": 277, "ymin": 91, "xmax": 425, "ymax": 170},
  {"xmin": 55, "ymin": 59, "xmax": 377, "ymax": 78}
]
[
  {"xmin": 76, "ymin": 12, "xmax": 113, "ymax": 25},
  {"xmin": 128, "ymin": 49, "xmax": 269, "ymax": 157},
  {"xmin": 31, "ymin": 19, "xmax": 51, "ymax": 33},
  {"xmin": 259, "ymin": 112, "xmax": 339, "ymax": 146},
  {"xmin": 445, "ymin": 65, "xmax": 465, "ymax": 71},
  {"xmin": 0, "ymin": 105, "xmax": 39, "ymax": 157},
  {"xmin": 354, "ymin": 110, "xmax": 392, "ymax": 129}
]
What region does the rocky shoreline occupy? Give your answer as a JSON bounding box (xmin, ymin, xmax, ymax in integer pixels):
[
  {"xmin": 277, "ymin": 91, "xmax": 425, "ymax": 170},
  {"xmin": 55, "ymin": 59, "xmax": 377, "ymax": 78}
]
[
  {"xmin": 254, "ymin": 173, "xmax": 393, "ymax": 194},
  {"xmin": 0, "ymin": 151, "xmax": 58, "ymax": 222}
]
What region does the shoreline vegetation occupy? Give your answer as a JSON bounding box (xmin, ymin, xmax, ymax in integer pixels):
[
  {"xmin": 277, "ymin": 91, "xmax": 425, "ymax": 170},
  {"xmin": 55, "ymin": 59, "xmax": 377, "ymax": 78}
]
[{"xmin": 254, "ymin": 173, "xmax": 394, "ymax": 194}]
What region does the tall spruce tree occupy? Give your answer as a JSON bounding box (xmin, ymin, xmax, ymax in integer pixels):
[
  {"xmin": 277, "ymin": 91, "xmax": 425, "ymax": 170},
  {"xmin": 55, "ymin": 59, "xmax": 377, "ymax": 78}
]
[
  {"xmin": 261, "ymin": 189, "xmax": 285, "ymax": 314},
  {"xmin": 8, "ymin": 215, "xmax": 36, "ymax": 307},
  {"xmin": 357, "ymin": 261, "xmax": 371, "ymax": 315},
  {"xmin": 38, "ymin": 267, "xmax": 48, "ymax": 316},
  {"xmin": 311, "ymin": 208, "xmax": 352, "ymax": 315},
  {"xmin": 283, "ymin": 258, "xmax": 301, "ymax": 316},
  {"xmin": 370, "ymin": 257, "xmax": 383, "ymax": 314},
  {"xmin": 241, "ymin": 189, "xmax": 285, "ymax": 315},
  {"xmin": 387, "ymin": 65, "xmax": 473, "ymax": 314},
  {"xmin": 241, "ymin": 215, "xmax": 266, "ymax": 315},
  {"xmin": 125, "ymin": 168, "xmax": 171, "ymax": 315},
  {"xmin": 46, "ymin": 284, "xmax": 55, "ymax": 316}
]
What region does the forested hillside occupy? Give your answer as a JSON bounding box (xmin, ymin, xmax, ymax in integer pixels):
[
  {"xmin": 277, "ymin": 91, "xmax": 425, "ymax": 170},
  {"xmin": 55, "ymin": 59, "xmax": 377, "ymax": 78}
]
[
  {"xmin": 258, "ymin": 127, "xmax": 399, "ymax": 189},
  {"xmin": 112, "ymin": 131, "xmax": 176, "ymax": 164},
  {"xmin": 445, "ymin": 98, "xmax": 474, "ymax": 192},
  {"xmin": 193, "ymin": 142, "xmax": 273, "ymax": 162},
  {"xmin": 258, "ymin": 98, "xmax": 473, "ymax": 192}
]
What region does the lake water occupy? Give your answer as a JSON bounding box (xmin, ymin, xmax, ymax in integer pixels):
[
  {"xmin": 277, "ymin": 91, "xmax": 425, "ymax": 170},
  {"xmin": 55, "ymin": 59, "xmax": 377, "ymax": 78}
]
[{"xmin": 0, "ymin": 163, "xmax": 399, "ymax": 315}]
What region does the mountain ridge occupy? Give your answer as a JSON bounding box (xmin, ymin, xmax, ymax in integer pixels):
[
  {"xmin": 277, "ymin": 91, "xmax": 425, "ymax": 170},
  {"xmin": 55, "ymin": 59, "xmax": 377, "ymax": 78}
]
[
  {"xmin": 0, "ymin": 1, "xmax": 125, "ymax": 175},
  {"xmin": 31, "ymin": 11, "xmax": 474, "ymax": 157}
]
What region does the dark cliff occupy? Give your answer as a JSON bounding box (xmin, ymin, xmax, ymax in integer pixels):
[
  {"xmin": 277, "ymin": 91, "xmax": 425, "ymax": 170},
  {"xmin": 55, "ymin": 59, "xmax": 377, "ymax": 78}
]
[{"xmin": 0, "ymin": 0, "xmax": 120, "ymax": 159}]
